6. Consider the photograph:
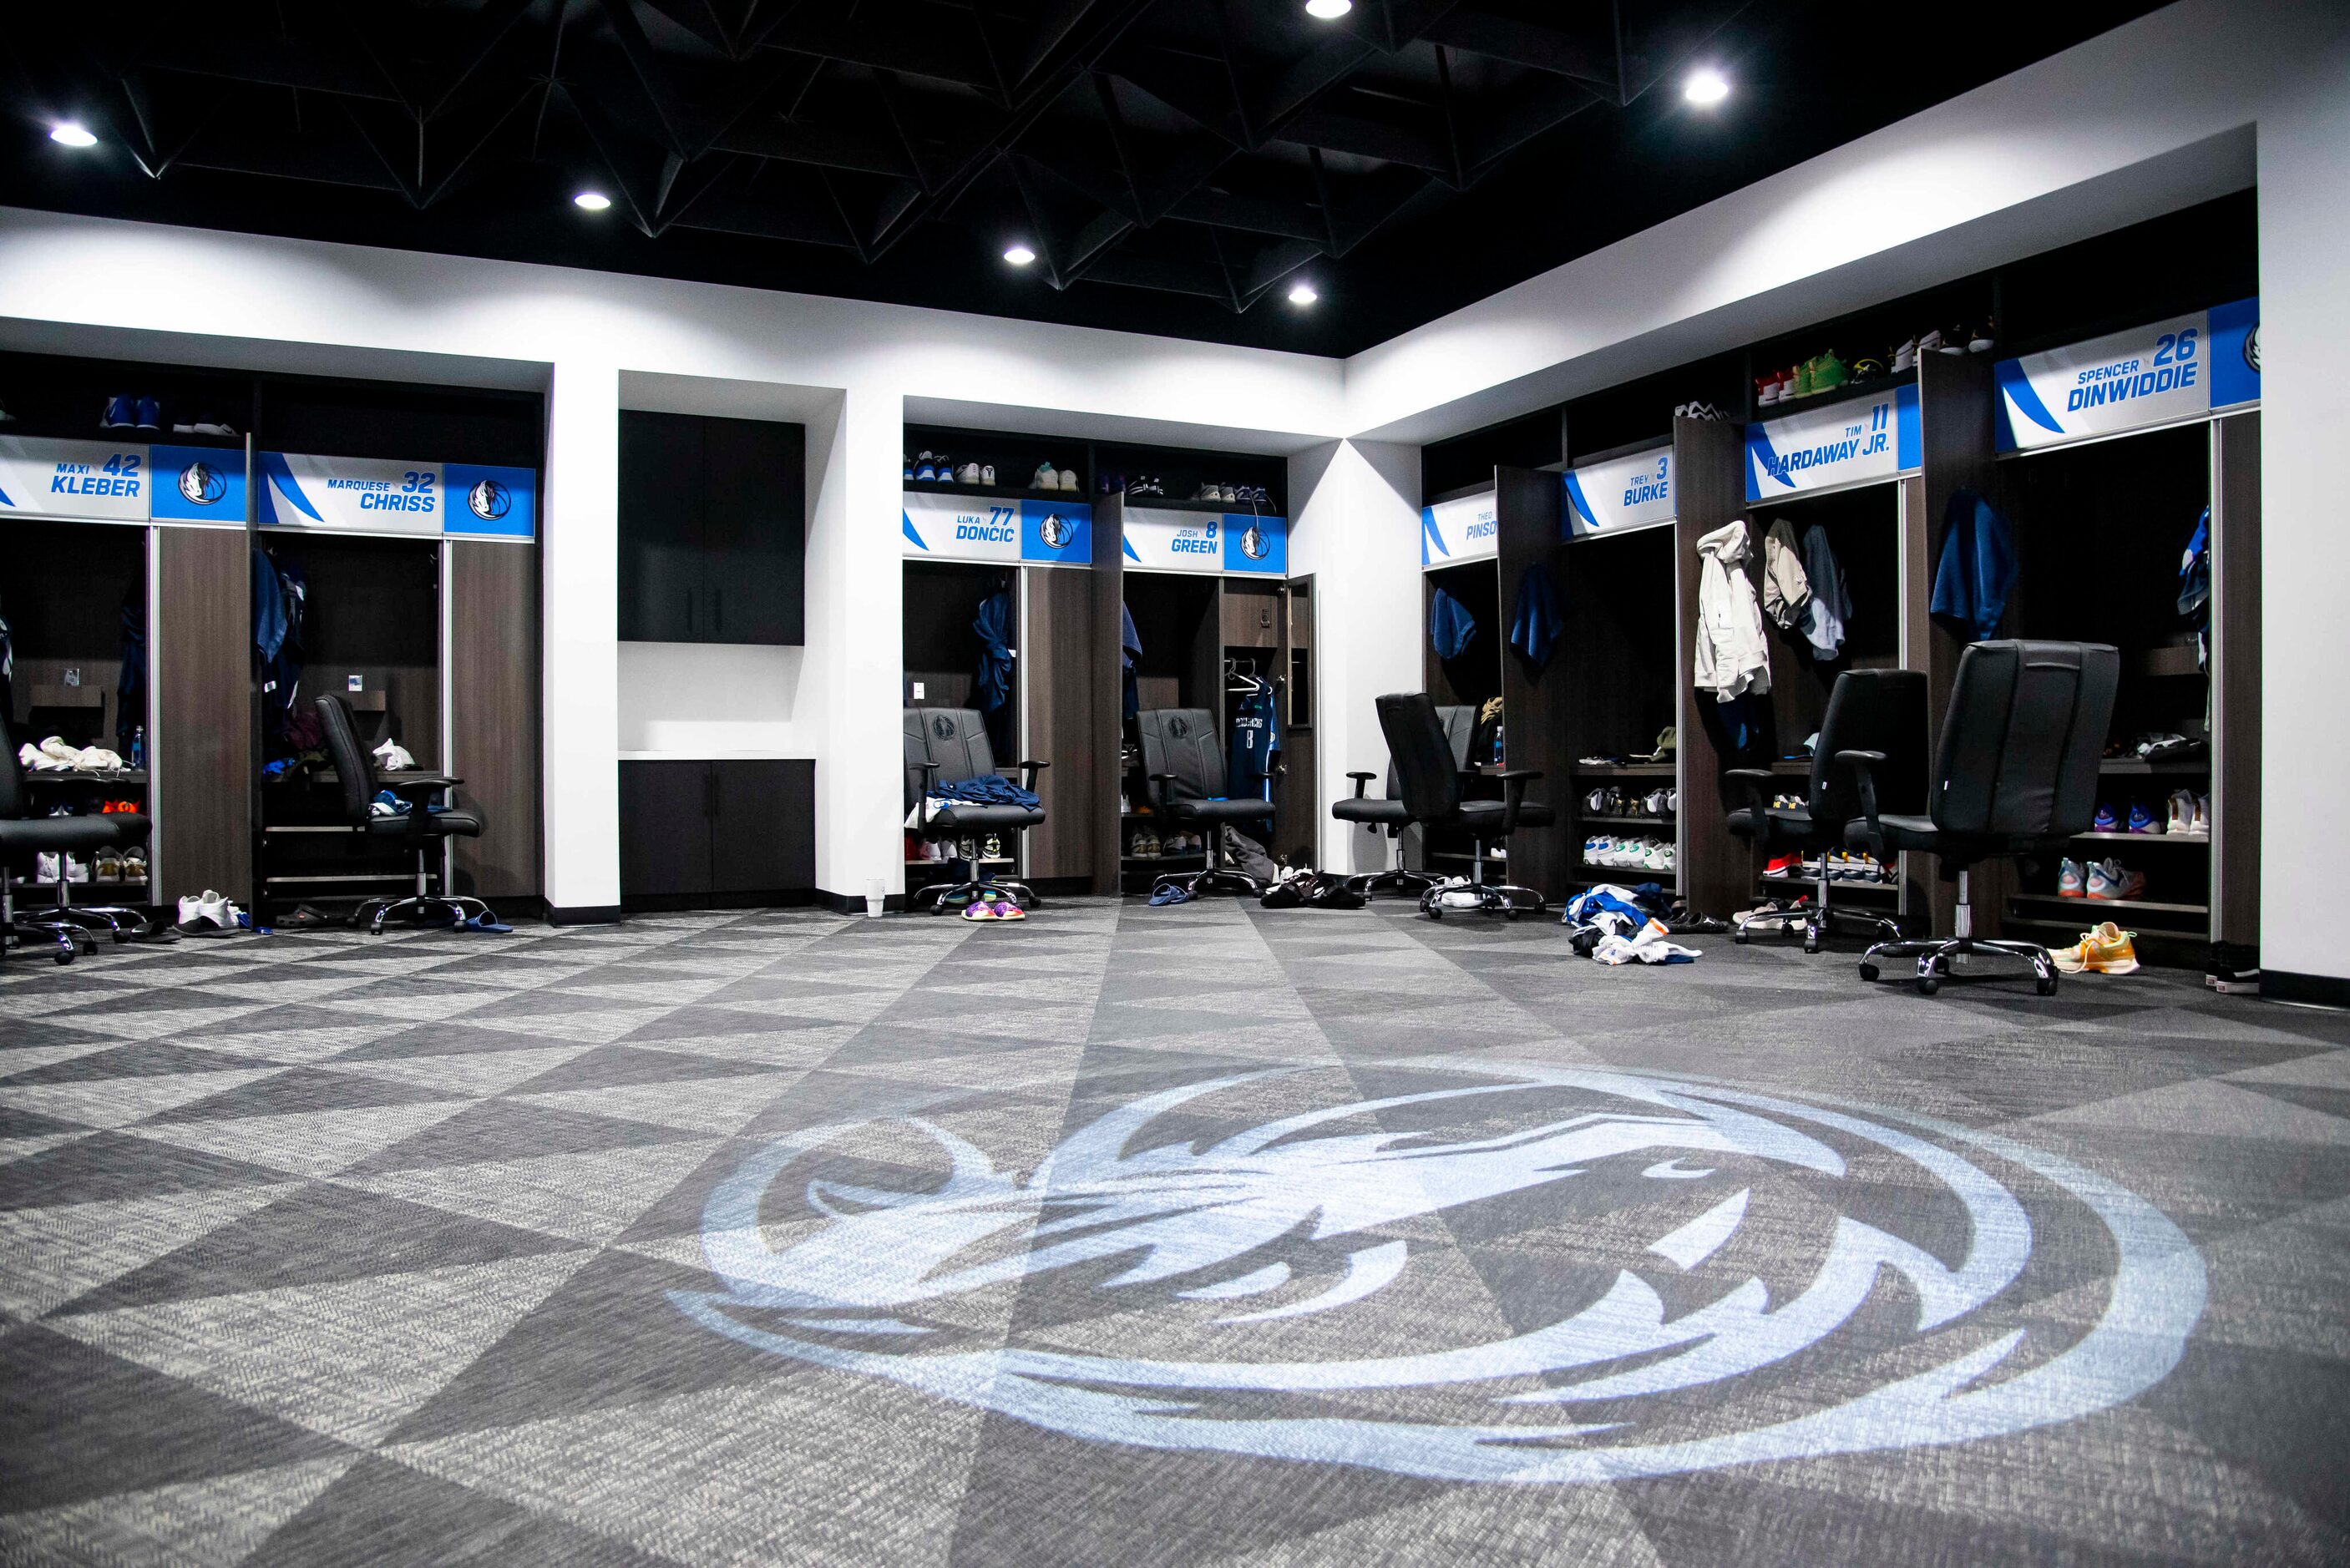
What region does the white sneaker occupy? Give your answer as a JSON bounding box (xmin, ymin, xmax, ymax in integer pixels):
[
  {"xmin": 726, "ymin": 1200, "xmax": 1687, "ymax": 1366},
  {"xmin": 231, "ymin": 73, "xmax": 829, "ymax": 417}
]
[
  {"xmin": 177, "ymin": 889, "xmax": 235, "ymax": 928},
  {"xmin": 1031, "ymin": 462, "xmax": 1058, "ymax": 489},
  {"xmin": 65, "ymin": 853, "xmax": 89, "ymax": 883},
  {"xmin": 1056, "ymin": 468, "xmax": 1078, "ymax": 492},
  {"xmin": 955, "ymin": 462, "xmax": 981, "ymax": 484},
  {"xmin": 2165, "ymin": 789, "xmax": 2196, "ymax": 835},
  {"xmin": 2192, "ymin": 793, "xmax": 2211, "ymax": 834},
  {"xmin": 35, "ymin": 852, "xmax": 60, "ymax": 883},
  {"xmin": 980, "ymin": 464, "xmax": 996, "ymax": 485}
]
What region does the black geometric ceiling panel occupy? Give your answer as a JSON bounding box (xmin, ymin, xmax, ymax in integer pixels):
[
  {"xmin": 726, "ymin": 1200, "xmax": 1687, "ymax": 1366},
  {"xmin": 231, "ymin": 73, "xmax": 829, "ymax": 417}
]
[{"xmin": 1, "ymin": 2, "xmax": 2170, "ymax": 355}]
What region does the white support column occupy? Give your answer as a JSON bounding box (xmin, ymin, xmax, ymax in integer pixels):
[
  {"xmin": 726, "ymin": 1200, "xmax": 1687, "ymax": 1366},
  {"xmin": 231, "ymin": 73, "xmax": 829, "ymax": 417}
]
[
  {"xmin": 540, "ymin": 358, "xmax": 621, "ymax": 915},
  {"xmin": 1289, "ymin": 438, "xmax": 1425, "ymax": 872}
]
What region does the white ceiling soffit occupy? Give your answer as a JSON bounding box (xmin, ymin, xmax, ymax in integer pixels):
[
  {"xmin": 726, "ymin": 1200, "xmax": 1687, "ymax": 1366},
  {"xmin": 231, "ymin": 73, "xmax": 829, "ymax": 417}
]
[{"xmin": 902, "ymin": 396, "xmax": 1333, "ymax": 458}]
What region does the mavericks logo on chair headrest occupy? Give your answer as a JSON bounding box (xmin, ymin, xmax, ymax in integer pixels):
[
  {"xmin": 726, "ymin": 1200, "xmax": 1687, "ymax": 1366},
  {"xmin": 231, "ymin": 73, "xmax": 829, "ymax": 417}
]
[
  {"xmin": 931, "ymin": 714, "xmax": 956, "ymax": 741},
  {"xmin": 674, "ymin": 1060, "xmax": 2204, "ymax": 1482},
  {"xmin": 1164, "ymin": 714, "xmax": 1190, "ymax": 740}
]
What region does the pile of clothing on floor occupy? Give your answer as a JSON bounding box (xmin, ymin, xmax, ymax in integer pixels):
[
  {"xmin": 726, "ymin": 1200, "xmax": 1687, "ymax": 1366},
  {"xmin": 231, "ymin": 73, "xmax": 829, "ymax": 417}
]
[
  {"xmin": 1560, "ymin": 883, "xmax": 1707, "ymax": 965},
  {"xmin": 1258, "ymin": 865, "xmax": 1367, "ymax": 910}
]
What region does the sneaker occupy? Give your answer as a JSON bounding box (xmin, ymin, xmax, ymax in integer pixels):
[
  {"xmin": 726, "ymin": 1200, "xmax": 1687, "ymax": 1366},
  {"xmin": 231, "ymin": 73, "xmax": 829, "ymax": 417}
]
[
  {"xmin": 1916, "ymin": 327, "xmax": 1947, "ymax": 357},
  {"xmin": 1789, "ymin": 360, "xmax": 1815, "ymax": 398},
  {"xmin": 1939, "ymin": 326, "xmax": 1969, "ymax": 357},
  {"xmin": 980, "ymin": 464, "xmax": 996, "ymax": 485},
  {"xmin": 1642, "ymin": 788, "xmax": 1673, "ymax": 817},
  {"xmin": 2092, "ymin": 802, "xmax": 2119, "ymax": 833},
  {"xmin": 955, "ymin": 462, "xmax": 981, "ymax": 484},
  {"xmin": 1848, "ymin": 356, "xmax": 1885, "ymax": 380},
  {"xmin": 1640, "ymin": 840, "xmax": 1673, "ymax": 873},
  {"xmin": 987, "ymin": 896, "xmax": 1026, "ymax": 921},
  {"xmin": 1763, "ymin": 853, "xmax": 1800, "ymax": 878},
  {"xmin": 1891, "ymin": 338, "xmax": 1918, "ymax": 373},
  {"xmin": 121, "ymin": 845, "xmax": 147, "ymax": 883},
  {"xmin": 1032, "ymin": 462, "xmax": 1059, "ymax": 489},
  {"xmin": 1968, "ymin": 320, "xmax": 1997, "ymax": 354},
  {"xmin": 2126, "ymin": 802, "xmax": 2162, "ymax": 835},
  {"xmin": 2087, "ymin": 858, "xmax": 2146, "ymax": 902},
  {"xmin": 1056, "ymin": 468, "xmax": 1078, "ymax": 492},
  {"xmin": 1808, "ymin": 351, "xmax": 1848, "ymax": 392},
  {"xmin": 914, "ymin": 459, "xmax": 938, "ymax": 483},
  {"xmin": 2206, "ymin": 940, "xmax": 2260, "ymax": 993},
  {"xmin": 65, "ymin": 852, "xmax": 89, "ymax": 884},
  {"xmin": 2165, "ymin": 789, "xmax": 2197, "ymax": 835},
  {"xmin": 35, "ymin": 851, "xmax": 60, "ymax": 883},
  {"xmin": 981, "ymin": 833, "xmax": 1002, "ymax": 859},
  {"xmin": 2058, "ymin": 857, "xmax": 2086, "ymax": 898},
  {"xmin": 2192, "ymin": 793, "xmax": 2211, "ymax": 834},
  {"xmin": 135, "ymin": 395, "xmax": 160, "ymax": 431},
  {"xmin": 100, "ymin": 393, "xmax": 138, "ymax": 429},
  {"xmin": 94, "ymin": 847, "xmax": 121, "ymax": 883},
  {"xmin": 2082, "ymin": 921, "xmax": 2139, "ymax": 974},
  {"xmin": 960, "ymin": 898, "xmax": 1000, "ymax": 921}
]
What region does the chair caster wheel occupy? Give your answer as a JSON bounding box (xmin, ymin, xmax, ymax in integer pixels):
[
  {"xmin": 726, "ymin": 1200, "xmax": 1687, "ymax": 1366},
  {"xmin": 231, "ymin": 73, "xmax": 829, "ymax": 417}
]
[
  {"xmin": 1802, "ymin": 938, "xmax": 1821, "ymax": 955},
  {"xmin": 1917, "ymin": 975, "xmax": 1941, "ymax": 996},
  {"xmin": 2037, "ymin": 975, "xmax": 2059, "ymax": 996},
  {"xmin": 1734, "ymin": 931, "xmax": 1749, "ymax": 945},
  {"xmin": 1857, "ymin": 962, "xmax": 1879, "ymax": 983},
  {"xmin": 1502, "ymin": 908, "xmax": 1518, "ymax": 923},
  {"xmin": 1426, "ymin": 905, "xmax": 1444, "ymax": 921}
]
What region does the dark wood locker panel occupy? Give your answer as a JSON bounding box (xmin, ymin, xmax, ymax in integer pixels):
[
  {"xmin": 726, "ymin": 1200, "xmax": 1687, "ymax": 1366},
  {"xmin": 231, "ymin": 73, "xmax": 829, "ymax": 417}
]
[
  {"xmin": 1221, "ymin": 582, "xmax": 1280, "ymax": 649},
  {"xmin": 1088, "ymin": 495, "xmax": 1125, "ymax": 893},
  {"xmin": 154, "ymin": 525, "xmax": 251, "ymax": 902},
  {"xmin": 1495, "ymin": 465, "xmax": 1574, "ymax": 899},
  {"xmin": 618, "ymin": 411, "xmax": 705, "ymax": 643},
  {"xmin": 711, "ymin": 760, "xmax": 815, "ymax": 893},
  {"xmin": 2211, "ymin": 412, "xmax": 2259, "ymax": 943},
  {"xmin": 448, "ymin": 539, "xmax": 540, "ymax": 899},
  {"xmin": 1024, "ymin": 565, "xmax": 1098, "ymax": 882},
  {"xmin": 701, "ymin": 417, "xmax": 805, "ymax": 645},
  {"xmin": 618, "ymin": 760, "xmax": 713, "ymax": 898}
]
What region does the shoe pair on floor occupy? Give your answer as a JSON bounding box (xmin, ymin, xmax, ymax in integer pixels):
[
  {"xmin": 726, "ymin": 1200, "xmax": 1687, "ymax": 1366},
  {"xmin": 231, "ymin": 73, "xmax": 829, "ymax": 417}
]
[
  {"xmin": 959, "ymin": 894, "xmax": 1024, "ymax": 922},
  {"xmin": 2050, "ymin": 921, "xmax": 2140, "ymax": 975},
  {"xmin": 2059, "ymin": 857, "xmax": 2145, "ymax": 901}
]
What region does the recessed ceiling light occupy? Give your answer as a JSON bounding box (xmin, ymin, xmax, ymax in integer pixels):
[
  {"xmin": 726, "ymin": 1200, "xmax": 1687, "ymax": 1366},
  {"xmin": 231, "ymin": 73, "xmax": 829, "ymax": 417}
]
[
  {"xmin": 573, "ymin": 190, "xmax": 612, "ymax": 211},
  {"xmin": 1288, "ymin": 281, "xmax": 1319, "ymax": 306},
  {"xmin": 1304, "ymin": 0, "xmax": 1353, "ymax": 18},
  {"xmin": 48, "ymin": 121, "xmax": 98, "ymax": 148},
  {"xmin": 1004, "ymin": 244, "xmax": 1037, "ymax": 266},
  {"xmin": 1684, "ymin": 68, "xmax": 1730, "ymax": 106}
]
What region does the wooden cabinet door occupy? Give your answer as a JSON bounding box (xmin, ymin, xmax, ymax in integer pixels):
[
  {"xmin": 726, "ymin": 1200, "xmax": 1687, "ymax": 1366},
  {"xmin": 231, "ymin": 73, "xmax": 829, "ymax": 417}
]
[
  {"xmin": 710, "ymin": 760, "xmax": 815, "ymax": 892},
  {"xmin": 618, "ymin": 760, "xmax": 712, "ymax": 897},
  {"xmin": 618, "ymin": 412, "xmax": 706, "ymax": 642},
  {"xmin": 701, "ymin": 417, "xmax": 804, "ymax": 646}
]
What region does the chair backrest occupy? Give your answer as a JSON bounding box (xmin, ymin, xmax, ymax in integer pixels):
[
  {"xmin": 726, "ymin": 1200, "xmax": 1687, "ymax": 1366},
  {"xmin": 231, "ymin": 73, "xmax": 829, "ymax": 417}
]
[
  {"xmin": 1138, "ymin": 708, "xmax": 1223, "ymax": 805},
  {"xmin": 0, "ymin": 713, "xmax": 23, "ymax": 822},
  {"xmin": 314, "ymin": 694, "xmax": 377, "ymax": 825},
  {"xmin": 1386, "ymin": 704, "xmax": 1471, "ymax": 797},
  {"xmin": 1929, "ymin": 640, "xmax": 2119, "ymax": 837},
  {"xmin": 1377, "ymin": 692, "xmax": 1465, "ymax": 823},
  {"xmin": 904, "ymin": 708, "xmax": 996, "ymax": 802},
  {"xmin": 1810, "ymin": 669, "xmax": 1928, "ymax": 832}
]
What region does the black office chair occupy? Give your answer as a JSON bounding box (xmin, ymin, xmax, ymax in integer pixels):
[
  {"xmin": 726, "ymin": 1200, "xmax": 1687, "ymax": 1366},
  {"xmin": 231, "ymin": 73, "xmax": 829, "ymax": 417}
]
[
  {"xmin": 1725, "ymin": 669, "xmax": 1922, "ymax": 952},
  {"xmin": 0, "ymin": 716, "xmax": 154, "ymax": 964},
  {"xmin": 1138, "ymin": 707, "xmax": 1274, "ymax": 896},
  {"xmin": 316, "ymin": 695, "xmax": 494, "ymax": 934},
  {"xmin": 1335, "ymin": 703, "xmax": 1473, "ymax": 899},
  {"xmin": 1845, "ymin": 640, "xmax": 2118, "ymax": 995},
  {"xmin": 1377, "ymin": 691, "xmax": 1552, "ymax": 919},
  {"xmin": 904, "ymin": 707, "xmax": 1046, "ymax": 913}
]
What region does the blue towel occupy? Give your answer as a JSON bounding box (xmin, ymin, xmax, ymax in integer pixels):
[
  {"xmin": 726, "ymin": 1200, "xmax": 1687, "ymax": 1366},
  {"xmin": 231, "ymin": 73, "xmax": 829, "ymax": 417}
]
[
  {"xmin": 1430, "ymin": 587, "xmax": 1478, "ymax": 660},
  {"xmin": 1930, "ymin": 488, "xmax": 2018, "ymax": 643},
  {"xmin": 1509, "ymin": 564, "xmax": 1562, "ymax": 671},
  {"xmin": 973, "ymin": 590, "xmax": 1015, "ymax": 714},
  {"xmin": 252, "ymin": 549, "xmax": 288, "ymax": 661},
  {"xmin": 933, "ymin": 775, "xmax": 1041, "ymax": 809}
]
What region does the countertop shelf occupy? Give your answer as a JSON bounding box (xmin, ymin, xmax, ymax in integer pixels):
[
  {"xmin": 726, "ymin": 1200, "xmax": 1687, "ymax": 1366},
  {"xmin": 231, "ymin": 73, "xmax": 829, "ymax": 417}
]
[
  {"xmin": 1570, "ymin": 762, "xmax": 1677, "ymax": 777},
  {"xmin": 903, "ymin": 480, "xmax": 1091, "ymax": 505},
  {"xmin": 19, "ymin": 768, "xmax": 148, "ymax": 784},
  {"xmin": 2099, "ymin": 757, "xmax": 2208, "ymax": 776},
  {"xmin": 2009, "ymin": 892, "xmax": 2207, "ymax": 916},
  {"xmin": 1580, "ymin": 814, "xmax": 1675, "ymax": 827},
  {"xmin": 2070, "ymin": 831, "xmax": 2209, "ymax": 844}
]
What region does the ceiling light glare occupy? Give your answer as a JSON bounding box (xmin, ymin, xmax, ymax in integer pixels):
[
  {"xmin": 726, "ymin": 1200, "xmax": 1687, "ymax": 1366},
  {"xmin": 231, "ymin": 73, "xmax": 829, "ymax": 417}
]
[
  {"xmin": 573, "ymin": 190, "xmax": 612, "ymax": 211},
  {"xmin": 1288, "ymin": 281, "xmax": 1319, "ymax": 306},
  {"xmin": 1304, "ymin": 0, "xmax": 1353, "ymax": 18},
  {"xmin": 49, "ymin": 121, "xmax": 99, "ymax": 148},
  {"xmin": 1003, "ymin": 244, "xmax": 1037, "ymax": 266},
  {"xmin": 1684, "ymin": 68, "xmax": 1730, "ymax": 106}
]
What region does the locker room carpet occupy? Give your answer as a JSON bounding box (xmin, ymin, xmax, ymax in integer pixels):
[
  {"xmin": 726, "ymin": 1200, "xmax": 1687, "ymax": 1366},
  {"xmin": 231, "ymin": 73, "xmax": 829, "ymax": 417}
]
[{"xmin": 2, "ymin": 898, "xmax": 2346, "ymax": 1567}]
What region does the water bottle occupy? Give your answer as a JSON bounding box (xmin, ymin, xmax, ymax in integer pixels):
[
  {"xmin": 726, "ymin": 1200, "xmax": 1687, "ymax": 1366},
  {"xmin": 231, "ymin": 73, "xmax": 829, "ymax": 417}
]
[{"xmin": 130, "ymin": 725, "xmax": 144, "ymax": 769}]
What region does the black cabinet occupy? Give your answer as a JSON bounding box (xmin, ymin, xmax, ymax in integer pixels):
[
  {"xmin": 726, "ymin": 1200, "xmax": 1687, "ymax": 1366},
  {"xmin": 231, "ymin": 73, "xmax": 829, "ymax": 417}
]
[
  {"xmin": 619, "ymin": 412, "xmax": 804, "ymax": 645},
  {"xmin": 619, "ymin": 758, "xmax": 815, "ymax": 905}
]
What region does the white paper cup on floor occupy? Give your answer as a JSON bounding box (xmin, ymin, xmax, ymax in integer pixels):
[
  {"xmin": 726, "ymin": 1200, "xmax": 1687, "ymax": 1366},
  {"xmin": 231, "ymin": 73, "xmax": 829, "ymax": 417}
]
[{"xmin": 866, "ymin": 878, "xmax": 887, "ymax": 918}]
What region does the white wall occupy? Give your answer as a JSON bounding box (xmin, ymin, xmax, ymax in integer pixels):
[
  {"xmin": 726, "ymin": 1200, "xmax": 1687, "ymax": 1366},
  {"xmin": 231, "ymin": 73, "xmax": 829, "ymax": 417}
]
[{"xmin": 1288, "ymin": 440, "xmax": 1425, "ymax": 871}]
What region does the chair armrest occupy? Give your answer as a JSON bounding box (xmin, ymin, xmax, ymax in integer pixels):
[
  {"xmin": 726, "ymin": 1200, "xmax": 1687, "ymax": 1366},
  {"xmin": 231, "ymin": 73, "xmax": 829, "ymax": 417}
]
[
  {"xmin": 1345, "ymin": 770, "xmax": 1375, "ymax": 799},
  {"xmin": 1490, "ymin": 768, "xmax": 1542, "ymax": 782},
  {"xmin": 915, "ymin": 760, "xmax": 942, "ymax": 831},
  {"xmin": 1010, "ymin": 759, "xmax": 1050, "ymax": 791},
  {"xmin": 1493, "ymin": 769, "xmax": 1540, "ymax": 834},
  {"xmin": 383, "ymin": 776, "xmax": 457, "ymax": 840},
  {"xmin": 1723, "ymin": 766, "xmax": 1775, "ymax": 816},
  {"xmin": 1835, "ymin": 749, "xmax": 1888, "ymax": 855}
]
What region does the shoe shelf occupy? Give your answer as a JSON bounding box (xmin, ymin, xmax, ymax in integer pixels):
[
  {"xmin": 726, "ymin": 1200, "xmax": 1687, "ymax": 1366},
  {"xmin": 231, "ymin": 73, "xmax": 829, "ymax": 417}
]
[
  {"xmin": 1568, "ymin": 762, "xmax": 1676, "ymax": 777},
  {"xmin": 1122, "ymin": 853, "xmax": 1206, "ymax": 864},
  {"xmin": 261, "ymin": 872, "xmax": 433, "ymax": 886},
  {"xmin": 4, "ymin": 417, "xmax": 242, "ymax": 451},
  {"xmin": 2135, "ymin": 644, "xmax": 2203, "ymax": 679},
  {"xmin": 1761, "ymin": 873, "xmax": 1900, "ymax": 898},
  {"xmin": 1433, "ymin": 850, "xmax": 1511, "ymax": 863},
  {"xmin": 1760, "ymin": 367, "xmax": 1914, "ymax": 418},
  {"xmin": 2003, "ymin": 914, "xmax": 2207, "ymax": 951},
  {"xmin": 903, "ymin": 481, "xmax": 1086, "ymax": 503},
  {"xmin": 1580, "ymin": 814, "xmax": 1675, "ymax": 827},
  {"xmin": 2069, "ymin": 830, "xmax": 2209, "ymax": 844},
  {"xmin": 2010, "ymin": 891, "xmax": 2206, "ymax": 916},
  {"xmin": 1559, "ymin": 869, "xmax": 1678, "ymax": 892},
  {"xmin": 21, "ymin": 768, "xmax": 149, "ymax": 785},
  {"xmin": 906, "ymin": 856, "xmax": 1013, "ymax": 866},
  {"xmin": 2098, "ymin": 757, "xmax": 2208, "ymax": 776},
  {"xmin": 9, "ymin": 879, "xmax": 149, "ymax": 895},
  {"xmin": 1123, "ymin": 495, "xmax": 1275, "ymax": 514}
]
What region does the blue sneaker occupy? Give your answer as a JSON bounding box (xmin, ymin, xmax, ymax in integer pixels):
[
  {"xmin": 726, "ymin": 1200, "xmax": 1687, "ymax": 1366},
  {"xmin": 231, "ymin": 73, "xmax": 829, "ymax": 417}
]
[
  {"xmin": 100, "ymin": 393, "xmax": 138, "ymax": 429},
  {"xmin": 2126, "ymin": 802, "xmax": 2160, "ymax": 834},
  {"xmin": 914, "ymin": 460, "xmax": 937, "ymax": 483},
  {"xmin": 135, "ymin": 394, "xmax": 160, "ymax": 431},
  {"xmin": 2092, "ymin": 802, "xmax": 2119, "ymax": 832}
]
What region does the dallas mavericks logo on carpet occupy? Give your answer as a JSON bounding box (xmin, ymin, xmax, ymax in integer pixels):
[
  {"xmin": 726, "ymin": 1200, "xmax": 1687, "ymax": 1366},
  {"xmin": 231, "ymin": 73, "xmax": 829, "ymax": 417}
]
[
  {"xmin": 177, "ymin": 462, "xmax": 226, "ymax": 506},
  {"xmin": 675, "ymin": 1062, "xmax": 2204, "ymax": 1480},
  {"xmin": 467, "ymin": 478, "xmax": 511, "ymax": 521}
]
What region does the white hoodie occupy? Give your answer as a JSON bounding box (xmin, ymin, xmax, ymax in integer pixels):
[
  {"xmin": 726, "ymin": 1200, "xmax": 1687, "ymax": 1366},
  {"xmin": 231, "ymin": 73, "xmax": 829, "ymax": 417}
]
[{"xmin": 1694, "ymin": 519, "xmax": 1771, "ymax": 701}]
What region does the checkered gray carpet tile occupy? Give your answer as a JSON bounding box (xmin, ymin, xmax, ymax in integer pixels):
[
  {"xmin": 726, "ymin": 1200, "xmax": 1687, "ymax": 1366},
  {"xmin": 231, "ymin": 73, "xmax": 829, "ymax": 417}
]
[{"xmin": 3, "ymin": 899, "xmax": 2347, "ymax": 1565}]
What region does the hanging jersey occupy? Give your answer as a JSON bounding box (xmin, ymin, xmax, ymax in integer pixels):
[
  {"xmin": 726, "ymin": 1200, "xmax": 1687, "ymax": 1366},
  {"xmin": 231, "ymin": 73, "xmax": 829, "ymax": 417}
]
[{"xmin": 1228, "ymin": 680, "xmax": 1279, "ymax": 798}]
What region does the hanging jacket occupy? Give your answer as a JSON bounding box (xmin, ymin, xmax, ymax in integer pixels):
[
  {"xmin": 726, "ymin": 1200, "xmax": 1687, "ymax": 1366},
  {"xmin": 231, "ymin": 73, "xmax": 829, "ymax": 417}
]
[
  {"xmin": 1509, "ymin": 563, "xmax": 1563, "ymax": 672},
  {"xmin": 252, "ymin": 549, "xmax": 289, "ymax": 662},
  {"xmin": 971, "ymin": 589, "xmax": 1015, "ymax": 713},
  {"xmin": 1429, "ymin": 586, "xmax": 1478, "ymax": 661},
  {"xmin": 116, "ymin": 586, "xmax": 146, "ymax": 751},
  {"xmin": 1694, "ymin": 520, "xmax": 1770, "ymax": 702},
  {"xmin": 1120, "ymin": 602, "xmax": 1143, "ymax": 719},
  {"xmin": 0, "ymin": 599, "xmax": 13, "ymax": 728},
  {"xmin": 1797, "ymin": 522, "xmax": 1853, "ymax": 660},
  {"xmin": 1930, "ymin": 488, "xmax": 2018, "ymax": 643},
  {"xmin": 2177, "ymin": 508, "xmax": 2211, "ymax": 670},
  {"xmin": 1760, "ymin": 518, "xmax": 1812, "ymax": 631}
]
